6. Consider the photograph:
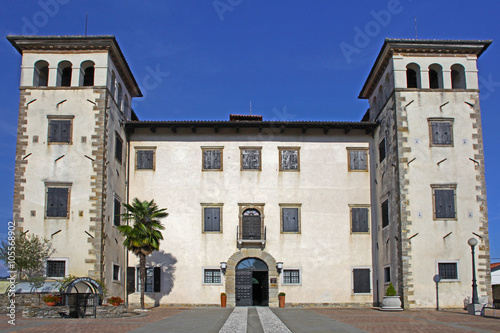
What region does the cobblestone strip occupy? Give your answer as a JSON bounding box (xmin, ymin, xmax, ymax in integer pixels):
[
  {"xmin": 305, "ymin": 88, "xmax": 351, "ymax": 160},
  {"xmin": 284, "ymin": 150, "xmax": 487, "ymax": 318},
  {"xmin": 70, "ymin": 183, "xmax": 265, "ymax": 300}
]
[
  {"xmin": 257, "ymin": 307, "xmax": 291, "ymax": 333},
  {"xmin": 219, "ymin": 307, "xmax": 248, "ymax": 333}
]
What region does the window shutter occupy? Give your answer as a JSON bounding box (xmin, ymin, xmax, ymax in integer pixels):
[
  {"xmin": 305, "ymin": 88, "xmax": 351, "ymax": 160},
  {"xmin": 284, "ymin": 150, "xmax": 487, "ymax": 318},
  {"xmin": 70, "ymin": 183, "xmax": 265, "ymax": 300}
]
[
  {"xmin": 49, "ymin": 121, "xmax": 60, "ymax": 142},
  {"xmin": 204, "ymin": 207, "xmax": 220, "ymax": 232},
  {"xmin": 127, "ymin": 267, "xmax": 136, "ymax": 293},
  {"xmin": 353, "ymin": 269, "xmax": 370, "ymax": 293},
  {"xmin": 435, "ymin": 189, "xmax": 455, "ymax": 218},
  {"xmin": 60, "ymin": 121, "xmax": 71, "ymax": 143},
  {"xmin": 350, "ymin": 150, "xmax": 367, "ymax": 170},
  {"xmin": 432, "ymin": 122, "xmax": 452, "ymax": 145},
  {"xmin": 137, "ymin": 150, "xmax": 154, "ymax": 169},
  {"xmin": 153, "ymin": 267, "xmax": 161, "ymax": 292},
  {"xmin": 204, "ymin": 150, "xmax": 221, "ymax": 170},
  {"xmin": 282, "ymin": 208, "xmax": 299, "ymax": 232},
  {"xmin": 242, "ymin": 150, "xmax": 260, "ymax": 169},
  {"xmin": 47, "ymin": 188, "xmax": 68, "ymax": 217},
  {"xmin": 282, "ymin": 150, "xmax": 298, "ymax": 170},
  {"xmin": 114, "ymin": 198, "xmax": 121, "ymax": 226},
  {"xmin": 352, "ymin": 208, "xmax": 368, "ymax": 232}
]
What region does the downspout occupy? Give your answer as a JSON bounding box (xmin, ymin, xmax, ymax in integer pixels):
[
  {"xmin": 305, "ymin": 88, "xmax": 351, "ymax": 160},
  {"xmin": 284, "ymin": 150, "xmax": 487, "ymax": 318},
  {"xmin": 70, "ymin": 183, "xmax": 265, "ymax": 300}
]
[{"xmin": 125, "ymin": 127, "xmax": 131, "ymax": 307}]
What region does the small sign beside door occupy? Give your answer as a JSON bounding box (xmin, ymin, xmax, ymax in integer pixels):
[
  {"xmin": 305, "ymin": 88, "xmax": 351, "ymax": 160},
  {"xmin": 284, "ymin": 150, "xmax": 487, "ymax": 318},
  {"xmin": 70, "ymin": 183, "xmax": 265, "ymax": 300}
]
[{"xmin": 270, "ymin": 277, "xmax": 277, "ymax": 286}]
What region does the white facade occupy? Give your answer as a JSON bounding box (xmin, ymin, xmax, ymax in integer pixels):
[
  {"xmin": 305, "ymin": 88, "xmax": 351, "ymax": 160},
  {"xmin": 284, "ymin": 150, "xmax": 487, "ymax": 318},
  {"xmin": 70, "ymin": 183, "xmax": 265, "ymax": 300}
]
[{"xmin": 9, "ymin": 36, "xmax": 493, "ymax": 309}]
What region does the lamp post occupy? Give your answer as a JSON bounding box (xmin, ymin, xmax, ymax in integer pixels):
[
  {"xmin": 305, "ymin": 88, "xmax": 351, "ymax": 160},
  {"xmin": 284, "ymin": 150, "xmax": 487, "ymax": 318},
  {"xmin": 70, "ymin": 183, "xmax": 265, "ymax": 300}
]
[{"xmin": 467, "ymin": 238, "xmax": 479, "ymax": 305}]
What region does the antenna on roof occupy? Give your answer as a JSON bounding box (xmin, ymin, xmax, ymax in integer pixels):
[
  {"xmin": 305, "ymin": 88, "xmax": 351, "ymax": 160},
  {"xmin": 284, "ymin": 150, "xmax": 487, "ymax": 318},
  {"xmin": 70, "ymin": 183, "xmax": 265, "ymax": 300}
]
[
  {"xmin": 85, "ymin": 12, "xmax": 88, "ymax": 36},
  {"xmin": 414, "ymin": 16, "xmax": 417, "ymax": 39},
  {"xmin": 250, "ymin": 101, "xmax": 252, "ymax": 115}
]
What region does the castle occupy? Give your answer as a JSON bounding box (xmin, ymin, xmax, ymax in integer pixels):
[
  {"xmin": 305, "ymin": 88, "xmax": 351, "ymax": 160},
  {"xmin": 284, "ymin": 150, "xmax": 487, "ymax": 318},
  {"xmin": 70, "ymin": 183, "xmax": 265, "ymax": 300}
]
[{"xmin": 8, "ymin": 35, "xmax": 492, "ymax": 308}]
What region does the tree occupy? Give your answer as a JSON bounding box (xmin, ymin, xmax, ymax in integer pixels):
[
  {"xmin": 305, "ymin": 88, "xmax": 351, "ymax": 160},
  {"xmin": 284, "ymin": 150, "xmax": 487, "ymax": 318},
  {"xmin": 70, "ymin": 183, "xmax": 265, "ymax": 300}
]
[
  {"xmin": 0, "ymin": 233, "xmax": 54, "ymax": 284},
  {"xmin": 117, "ymin": 198, "xmax": 168, "ymax": 310}
]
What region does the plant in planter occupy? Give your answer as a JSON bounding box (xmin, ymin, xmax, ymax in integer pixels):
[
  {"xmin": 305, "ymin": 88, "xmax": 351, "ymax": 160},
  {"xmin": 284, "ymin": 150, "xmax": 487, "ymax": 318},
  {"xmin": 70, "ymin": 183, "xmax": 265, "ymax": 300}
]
[
  {"xmin": 220, "ymin": 293, "xmax": 227, "ymax": 308},
  {"xmin": 42, "ymin": 294, "xmax": 61, "ymax": 306},
  {"xmin": 106, "ymin": 296, "xmax": 124, "ymax": 306},
  {"xmin": 278, "ymin": 292, "xmax": 286, "ymax": 308},
  {"xmin": 380, "ymin": 282, "xmax": 403, "ymax": 311}
]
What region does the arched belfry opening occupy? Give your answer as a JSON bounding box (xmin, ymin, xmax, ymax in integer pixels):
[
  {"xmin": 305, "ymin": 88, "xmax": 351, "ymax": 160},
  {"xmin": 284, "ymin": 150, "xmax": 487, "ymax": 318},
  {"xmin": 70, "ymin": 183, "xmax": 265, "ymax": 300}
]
[{"xmin": 225, "ymin": 250, "xmax": 279, "ymax": 307}]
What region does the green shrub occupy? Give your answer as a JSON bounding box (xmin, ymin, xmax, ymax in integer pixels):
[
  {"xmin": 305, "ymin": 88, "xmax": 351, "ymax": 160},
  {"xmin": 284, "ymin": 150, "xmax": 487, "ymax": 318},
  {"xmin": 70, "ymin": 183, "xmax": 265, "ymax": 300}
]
[
  {"xmin": 385, "ymin": 282, "xmax": 397, "ymax": 296},
  {"xmin": 278, "ymin": 292, "xmax": 286, "ymax": 297}
]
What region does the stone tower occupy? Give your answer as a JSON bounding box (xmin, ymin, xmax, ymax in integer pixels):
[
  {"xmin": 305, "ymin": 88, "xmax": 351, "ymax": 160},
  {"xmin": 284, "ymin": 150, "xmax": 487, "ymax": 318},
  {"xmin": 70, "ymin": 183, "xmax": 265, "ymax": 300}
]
[
  {"xmin": 8, "ymin": 36, "xmax": 141, "ymax": 297},
  {"xmin": 360, "ymin": 39, "xmax": 492, "ymax": 308}
]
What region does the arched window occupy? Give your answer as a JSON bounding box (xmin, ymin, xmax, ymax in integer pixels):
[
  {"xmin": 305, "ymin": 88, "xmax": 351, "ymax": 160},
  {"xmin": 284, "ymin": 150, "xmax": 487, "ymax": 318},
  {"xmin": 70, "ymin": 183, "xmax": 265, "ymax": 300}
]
[
  {"xmin": 57, "ymin": 61, "xmax": 72, "ymax": 87},
  {"xmin": 378, "ymin": 86, "xmax": 384, "ymax": 110},
  {"xmin": 33, "ymin": 60, "xmax": 49, "ymax": 87},
  {"xmin": 406, "ymin": 63, "xmax": 420, "ymax": 88},
  {"xmin": 117, "ymin": 84, "xmax": 123, "ymax": 110},
  {"xmin": 451, "ymin": 64, "xmax": 466, "ymax": 89},
  {"xmin": 383, "ymin": 73, "xmax": 391, "ymax": 100},
  {"xmin": 81, "ymin": 61, "xmax": 95, "ymax": 86},
  {"xmin": 428, "ymin": 64, "xmax": 443, "ymax": 89},
  {"xmin": 110, "ymin": 71, "xmax": 116, "ymax": 98}
]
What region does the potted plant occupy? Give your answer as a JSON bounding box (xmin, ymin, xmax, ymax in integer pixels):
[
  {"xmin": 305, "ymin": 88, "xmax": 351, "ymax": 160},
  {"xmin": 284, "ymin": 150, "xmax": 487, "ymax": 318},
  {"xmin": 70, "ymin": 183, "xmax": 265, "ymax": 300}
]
[
  {"xmin": 42, "ymin": 294, "xmax": 61, "ymax": 306},
  {"xmin": 380, "ymin": 282, "xmax": 403, "ymax": 311},
  {"xmin": 220, "ymin": 293, "xmax": 227, "ymax": 308},
  {"xmin": 106, "ymin": 296, "xmax": 124, "ymax": 306},
  {"xmin": 278, "ymin": 292, "xmax": 286, "ymax": 308}
]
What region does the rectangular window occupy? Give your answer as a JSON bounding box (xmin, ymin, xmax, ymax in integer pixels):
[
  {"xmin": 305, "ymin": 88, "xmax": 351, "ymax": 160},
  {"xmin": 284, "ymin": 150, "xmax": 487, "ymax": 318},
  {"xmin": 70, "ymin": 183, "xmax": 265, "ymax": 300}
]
[
  {"xmin": 113, "ymin": 264, "xmax": 120, "ymax": 281},
  {"xmin": 351, "ymin": 206, "xmax": 369, "ymax": 233},
  {"xmin": 46, "ymin": 260, "xmax": 66, "ymax": 278},
  {"xmin": 115, "ymin": 133, "xmax": 123, "ymax": 163},
  {"xmin": 127, "ymin": 267, "xmax": 136, "ymax": 293},
  {"xmin": 438, "ymin": 262, "xmax": 458, "ymax": 280},
  {"xmin": 280, "ymin": 205, "xmax": 301, "ymax": 233},
  {"xmin": 241, "ymin": 147, "xmax": 261, "ymax": 170},
  {"xmin": 381, "ymin": 199, "xmax": 389, "ymax": 228},
  {"xmin": 348, "ymin": 148, "xmax": 368, "ymax": 171},
  {"xmin": 429, "ymin": 119, "xmax": 454, "ymax": 146},
  {"xmin": 203, "ymin": 206, "xmax": 222, "ymax": 232},
  {"xmin": 379, "ymin": 139, "xmax": 386, "ymax": 162},
  {"xmin": 283, "ymin": 269, "xmax": 301, "ymax": 285},
  {"xmin": 46, "ymin": 185, "xmax": 70, "ymax": 218},
  {"xmin": 136, "ymin": 148, "xmax": 155, "ymax": 170},
  {"xmin": 384, "ymin": 266, "xmax": 391, "ymax": 283},
  {"xmin": 203, "ymin": 269, "xmax": 222, "ymax": 284},
  {"xmin": 114, "ymin": 198, "xmax": 121, "ymax": 226},
  {"xmin": 136, "ymin": 267, "xmax": 161, "ymax": 292},
  {"xmin": 202, "ymin": 147, "xmax": 223, "ymax": 171},
  {"xmin": 279, "ymin": 147, "xmax": 300, "ymax": 171},
  {"xmin": 353, "ymin": 268, "xmax": 371, "ymax": 294},
  {"xmin": 432, "ymin": 185, "xmax": 457, "ymax": 220},
  {"xmin": 48, "ymin": 116, "xmax": 73, "ymax": 144}
]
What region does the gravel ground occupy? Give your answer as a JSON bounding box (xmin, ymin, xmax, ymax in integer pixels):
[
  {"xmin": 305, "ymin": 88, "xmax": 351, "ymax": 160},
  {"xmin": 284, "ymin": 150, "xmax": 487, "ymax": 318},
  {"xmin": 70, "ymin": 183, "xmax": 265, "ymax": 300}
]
[
  {"xmin": 219, "ymin": 307, "xmax": 248, "ymax": 333},
  {"xmin": 257, "ymin": 307, "xmax": 292, "ymax": 333}
]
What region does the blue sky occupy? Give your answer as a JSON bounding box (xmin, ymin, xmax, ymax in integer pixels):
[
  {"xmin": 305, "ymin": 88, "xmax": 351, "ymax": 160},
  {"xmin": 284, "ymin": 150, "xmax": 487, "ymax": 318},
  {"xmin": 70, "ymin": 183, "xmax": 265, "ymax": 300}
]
[{"xmin": 0, "ymin": 1, "xmax": 499, "ymax": 276}]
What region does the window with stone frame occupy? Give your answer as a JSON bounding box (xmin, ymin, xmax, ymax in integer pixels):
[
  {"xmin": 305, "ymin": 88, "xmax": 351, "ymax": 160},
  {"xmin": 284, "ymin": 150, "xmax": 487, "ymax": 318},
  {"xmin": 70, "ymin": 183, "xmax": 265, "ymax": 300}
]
[
  {"xmin": 283, "ymin": 269, "xmax": 301, "ymax": 284},
  {"xmin": 113, "ymin": 264, "xmax": 120, "ymax": 281},
  {"xmin": 348, "ymin": 148, "xmax": 368, "ymax": 171},
  {"xmin": 351, "ymin": 206, "xmax": 369, "ymax": 233},
  {"xmin": 135, "ymin": 267, "xmax": 161, "ymax": 292},
  {"xmin": 281, "ymin": 205, "xmax": 300, "ymax": 233},
  {"xmin": 432, "ymin": 185, "xmax": 457, "ymax": 220},
  {"xmin": 384, "ymin": 266, "xmax": 391, "ymax": 283},
  {"xmin": 45, "ymin": 183, "xmax": 71, "ymax": 218},
  {"xmin": 279, "ymin": 147, "xmax": 300, "ymax": 171},
  {"xmin": 202, "ymin": 147, "xmax": 223, "ymax": 171},
  {"xmin": 203, "ymin": 269, "xmax": 222, "ymax": 284},
  {"xmin": 438, "ymin": 262, "xmax": 459, "ymax": 280},
  {"xmin": 429, "ymin": 118, "xmax": 454, "ymax": 146},
  {"xmin": 48, "ymin": 116, "xmax": 73, "ymax": 144},
  {"xmin": 136, "ymin": 148, "xmax": 155, "ymax": 170},
  {"xmin": 240, "ymin": 147, "xmax": 262, "ymax": 170},
  {"xmin": 114, "ymin": 197, "xmax": 121, "ymax": 226},
  {"xmin": 46, "ymin": 260, "xmax": 66, "ymax": 278},
  {"xmin": 381, "ymin": 199, "xmax": 389, "ymax": 228},
  {"xmin": 352, "ymin": 268, "xmax": 371, "ymax": 294},
  {"xmin": 202, "ymin": 205, "xmax": 222, "ymax": 232}
]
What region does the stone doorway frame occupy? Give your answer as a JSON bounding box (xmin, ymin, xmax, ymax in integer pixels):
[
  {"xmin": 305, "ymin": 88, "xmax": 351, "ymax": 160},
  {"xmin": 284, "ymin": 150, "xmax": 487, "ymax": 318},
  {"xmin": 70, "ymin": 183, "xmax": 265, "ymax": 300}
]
[{"xmin": 225, "ymin": 249, "xmax": 279, "ymax": 307}]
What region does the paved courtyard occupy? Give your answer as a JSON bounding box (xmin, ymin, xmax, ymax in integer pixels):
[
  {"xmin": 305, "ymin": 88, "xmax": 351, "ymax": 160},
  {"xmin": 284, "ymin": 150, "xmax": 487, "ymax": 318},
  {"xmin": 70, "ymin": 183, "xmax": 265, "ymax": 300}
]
[{"xmin": 1, "ymin": 307, "xmax": 499, "ymax": 332}]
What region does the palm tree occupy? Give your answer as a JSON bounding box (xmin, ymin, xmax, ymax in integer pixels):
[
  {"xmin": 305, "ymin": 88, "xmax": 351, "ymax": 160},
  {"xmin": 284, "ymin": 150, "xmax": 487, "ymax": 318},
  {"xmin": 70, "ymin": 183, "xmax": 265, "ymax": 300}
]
[{"xmin": 117, "ymin": 198, "xmax": 168, "ymax": 310}]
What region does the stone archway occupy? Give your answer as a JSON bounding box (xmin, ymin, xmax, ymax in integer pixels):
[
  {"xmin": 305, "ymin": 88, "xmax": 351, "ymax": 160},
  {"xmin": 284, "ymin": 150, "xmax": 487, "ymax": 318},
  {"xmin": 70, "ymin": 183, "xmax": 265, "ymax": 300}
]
[{"xmin": 225, "ymin": 249, "xmax": 278, "ymax": 307}]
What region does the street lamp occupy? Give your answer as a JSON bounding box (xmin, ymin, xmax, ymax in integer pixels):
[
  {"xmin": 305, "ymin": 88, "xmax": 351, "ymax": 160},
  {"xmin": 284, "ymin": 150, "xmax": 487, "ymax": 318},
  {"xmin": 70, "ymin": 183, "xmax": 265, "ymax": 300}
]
[{"xmin": 467, "ymin": 238, "xmax": 479, "ymax": 305}]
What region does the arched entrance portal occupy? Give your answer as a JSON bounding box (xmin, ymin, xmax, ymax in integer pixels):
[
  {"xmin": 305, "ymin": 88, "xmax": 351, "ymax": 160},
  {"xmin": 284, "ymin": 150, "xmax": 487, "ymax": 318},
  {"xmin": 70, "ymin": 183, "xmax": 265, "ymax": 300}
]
[{"xmin": 236, "ymin": 258, "xmax": 268, "ymax": 306}]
